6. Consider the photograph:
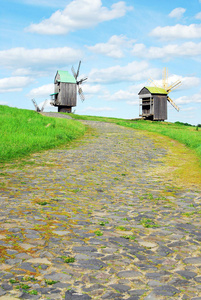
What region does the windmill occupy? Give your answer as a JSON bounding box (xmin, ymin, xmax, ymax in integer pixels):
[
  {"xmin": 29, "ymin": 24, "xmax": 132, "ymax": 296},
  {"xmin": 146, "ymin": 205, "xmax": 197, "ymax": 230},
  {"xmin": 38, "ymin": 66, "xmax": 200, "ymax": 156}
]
[
  {"xmin": 50, "ymin": 61, "xmax": 87, "ymax": 113},
  {"xmin": 32, "ymin": 99, "xmax": 48, "ymax": 112},
  {"xmin": 138, "ymin": 68, "xmax": 181, "ymax": 121}
]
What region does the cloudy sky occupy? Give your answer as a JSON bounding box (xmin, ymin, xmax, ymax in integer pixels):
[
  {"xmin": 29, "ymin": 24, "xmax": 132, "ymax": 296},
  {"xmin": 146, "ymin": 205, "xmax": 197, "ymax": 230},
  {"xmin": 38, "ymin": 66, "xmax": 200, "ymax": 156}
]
[{"xmin": 1, "ymin": 0, "xmax": 201, "ymax": 124}]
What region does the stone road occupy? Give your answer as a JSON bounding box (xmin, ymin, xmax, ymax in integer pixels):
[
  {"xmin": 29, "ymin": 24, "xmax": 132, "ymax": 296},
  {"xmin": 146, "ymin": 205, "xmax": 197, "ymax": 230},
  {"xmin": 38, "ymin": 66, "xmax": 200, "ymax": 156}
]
[{"xmin": 0, "ymin": 120, "xmax": 201, "ymax": 300}]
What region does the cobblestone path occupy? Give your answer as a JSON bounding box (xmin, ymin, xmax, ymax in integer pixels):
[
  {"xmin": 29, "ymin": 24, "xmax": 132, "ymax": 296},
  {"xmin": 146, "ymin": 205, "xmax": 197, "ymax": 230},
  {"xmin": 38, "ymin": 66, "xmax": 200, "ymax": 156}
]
[{"xmin": 0, "ymin": 120, "xmax": 201, "ymax": 300}]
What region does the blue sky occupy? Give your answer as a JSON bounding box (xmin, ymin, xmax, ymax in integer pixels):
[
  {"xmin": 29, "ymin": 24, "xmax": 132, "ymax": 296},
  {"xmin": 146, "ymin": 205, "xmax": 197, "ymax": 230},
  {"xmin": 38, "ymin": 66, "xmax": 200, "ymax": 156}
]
[{"xmin": 1, "ymin": 0, "xmax": 201, "ymax": 124}]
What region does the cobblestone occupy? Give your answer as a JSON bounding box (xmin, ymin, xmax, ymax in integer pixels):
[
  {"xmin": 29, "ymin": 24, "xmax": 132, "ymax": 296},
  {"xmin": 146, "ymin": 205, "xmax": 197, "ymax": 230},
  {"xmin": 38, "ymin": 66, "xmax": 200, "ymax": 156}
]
[{"xmin": 0, "ymin": 120, "xmax": 201, "ymax": 299}]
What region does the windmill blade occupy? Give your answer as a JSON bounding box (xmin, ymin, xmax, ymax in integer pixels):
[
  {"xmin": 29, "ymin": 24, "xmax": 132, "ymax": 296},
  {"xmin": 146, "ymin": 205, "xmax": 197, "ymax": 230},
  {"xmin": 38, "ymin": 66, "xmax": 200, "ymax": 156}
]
[
  {"xmin": 148, "ymin": 77, "xmax": 159, "ymax": 87},
  {"xmin": 78, "ymin": 86, "xmax": 85, "ymax": 101},
  {"xmin": 167, "ymin": 80, "xmax": 182, "ymax": 93},
  {"xmin": 71, "ymin": 66, "xmax": 77, "ymax": 79},
  {"xmin": 41, "ymin": 99, "xmax": 48, "ymax": 112},
  {"xmin": 76, "ymin": 61, "xmax": 81, "ymax": 79},
  {"xmin": 77, "ymin": 77, "xmax": 88, "ymax": 85},
  {"xmin": 167, "ymin": 96, "xmax": 179, "ymax": 112},
  {"xmin": 32, "ymin": 99, "xmax": 40, "ymax": 112},
  {"xmin": 162, "ymin": 67, "xmax": 168, "ymax": 90}
]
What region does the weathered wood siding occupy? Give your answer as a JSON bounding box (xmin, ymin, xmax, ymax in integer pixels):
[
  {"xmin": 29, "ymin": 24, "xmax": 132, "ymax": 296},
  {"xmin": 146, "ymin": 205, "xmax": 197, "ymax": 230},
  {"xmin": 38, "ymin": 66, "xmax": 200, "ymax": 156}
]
[
  {"xmin": 57, "ymin": 83, "xmax": 77, "ymax": 107},
  {"xmin": 139, "ymin": 87, "xmax": 150, "ymax": 95},
  {"xmin": 153, "ymin": 95, "xmax": 167, "ymax": 120}
]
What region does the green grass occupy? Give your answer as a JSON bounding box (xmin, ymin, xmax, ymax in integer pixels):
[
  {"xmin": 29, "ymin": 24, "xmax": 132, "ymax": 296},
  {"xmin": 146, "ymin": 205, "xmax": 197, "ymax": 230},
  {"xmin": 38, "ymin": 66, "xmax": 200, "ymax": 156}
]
[
  {"xmin": 94, "ymin": 230, "xmax": 103, "ymax": 236},
  {"xmin": 0, "ymin": 105, "xmax": 86, "ymax": 163},
  {"xmin": 60, "ymin": 256, "xmax": 75, "ymax": 263},
  {"xmin": 140, "ymin": 218, "xmax": 159, "ymax": 228},
  {"xmin": 1, "ymin": 106, "xmax": 200, "ymax": 165},
  {"xmin": 69, "ymin": 113, "xmax": 201, "ymax": 160},
  {"xmin": 117, "ymin": 120, "xmax": 201, "ymax": 159}
]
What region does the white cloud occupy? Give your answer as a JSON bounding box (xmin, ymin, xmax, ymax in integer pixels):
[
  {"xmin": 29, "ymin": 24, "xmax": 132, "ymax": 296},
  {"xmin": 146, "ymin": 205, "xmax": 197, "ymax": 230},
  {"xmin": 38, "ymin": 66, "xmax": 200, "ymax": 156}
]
[
  {"xmin": 27, "ymin": 83, "xmax": 54, "ymax": 98},
  {"xmin": 0, "ymin": 47, "xmax": 82, "ymax": 74},
  {"xmin": 169, "ymin": 7, "xmax": 186, "ymax": 19},
  {"xmin": 13, "ymin": 68, "xmax": 33, "ymax": 76},
  {"xmin": 150, "ymin": 24, "xmax": 201, "ymax": 40},
  {"xmin": 176, "ymin": 94, "xmax": 201, "ymax": 104},
  {"xmin": 26, "ymin": 0, "xmax": 133, "ymax": 35},
  {"xmin": 132, "ymin": 41, "xmax": 201, "ymax": 59},
  {"xmin": 144, "ymin": 74, "xmax": 200, "ymax": 91},
  {"xmin": 82, "ymin": 84, "xmax": 102, "ymax": 95},
  {"xmin": 88, "ymin": 61, "xmax": 160, "ymax": 84},
  {"xmin": 177, "ymin": 76, "xmax": 200, "ymax": 89},
  {"xmin": 101, "ymin": 83, "xmax": 147, "ymax": 103},
  {"xmin": 195, "ymin": 12, "xmax": 201, "ymax": 20},
  {"xmin": 87, "ymin": 35, "xmax": 135, "ymax": 58},
  {"xmin": 0, "ymin": 76, "xmax": 34, "ymax": 93},
  {"xmin": 129, "ymin": 83, "xmax": 148, "ymax": 94},
  {"xmin": 0, "ymin": 101, "xmax": 9, "ymax": 105},
  {"xmin": 181, "ymin": 107, "xmax": 196, "ymax": 111},
  {"xmin": 103, "ymin": 89, "xmax": 136, "ymax": 101}
]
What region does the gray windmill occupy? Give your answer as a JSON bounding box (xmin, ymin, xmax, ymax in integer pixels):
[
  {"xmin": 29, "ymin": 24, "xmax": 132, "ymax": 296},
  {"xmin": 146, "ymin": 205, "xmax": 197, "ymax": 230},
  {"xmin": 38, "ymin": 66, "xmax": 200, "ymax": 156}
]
[{"xmin": 50, "ymin": 61, "xmax": 87, "ymax": 113}]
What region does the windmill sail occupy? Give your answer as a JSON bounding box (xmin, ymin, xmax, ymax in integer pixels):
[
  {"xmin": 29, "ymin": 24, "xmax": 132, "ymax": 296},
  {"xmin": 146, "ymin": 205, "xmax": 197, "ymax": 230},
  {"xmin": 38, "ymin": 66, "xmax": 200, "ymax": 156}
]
[
  {"xmin": 76, "ymin": 61, "xmax": 81, "ymax": 79},
  {"xmin": 32, "ymin": 99, "xmax": 40, "ymax": 112},
  {"xmin": 41, "ymin": 99, "xmax": 48, "ymax": 112},
  {"xmin": 162, "ymin": 67, "xmax": 168, "ymax": 90},
  {"xmin": 149, "ymin": 67, "xmax": 180, "ymax": 112},
  {"xmin": 71, "ymin": 61, "xmax": 87, "ymax": 101},
  {"xmin": 71, "ymin": 66, "xmax": 77, "ymax": 79},
  {"xmin": 167, "ymin": 96, "xmax": 179, "ymax": 112},
  {"xmin": 148, "ymin": 77, "xmax": 158, "ymax": 87},
  {"xmin": 78, "ymin": 87, "xmax": 85, "ymax": 101},
  {"xmin": 167, "ymin": 79, "xmax": 182, "ymax": 92}
]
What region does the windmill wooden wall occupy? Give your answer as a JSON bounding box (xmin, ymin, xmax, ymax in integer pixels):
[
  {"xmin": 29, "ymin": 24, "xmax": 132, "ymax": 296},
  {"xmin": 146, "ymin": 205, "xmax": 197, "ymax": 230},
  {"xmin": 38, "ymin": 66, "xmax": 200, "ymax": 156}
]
[
  {"xmin": 54, "ymin": 82, "xmax": 77, "ymax": 107},
  {"xmin": 153, "ymin": 95, "xmax": 167, "ymax": 120},
  {"xmin": 138, "ymin": 87, "xmax": 167, "ymax": 121}
]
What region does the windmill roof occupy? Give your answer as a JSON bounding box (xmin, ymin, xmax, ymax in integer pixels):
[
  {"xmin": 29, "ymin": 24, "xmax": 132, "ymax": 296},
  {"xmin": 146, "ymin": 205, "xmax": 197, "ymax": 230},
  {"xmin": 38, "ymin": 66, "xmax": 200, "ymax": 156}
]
[
  {"xmin": 56, "ymin": 70, "xmax": 76, "ymax": 83},
  {"xmin": 145, "ymin": 86, "xmax": 168, "ymax": 95}
]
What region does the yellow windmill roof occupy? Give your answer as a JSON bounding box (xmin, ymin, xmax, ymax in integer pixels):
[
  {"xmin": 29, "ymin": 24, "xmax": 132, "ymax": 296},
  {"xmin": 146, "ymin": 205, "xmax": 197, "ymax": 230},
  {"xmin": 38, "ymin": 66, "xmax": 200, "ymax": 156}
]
[{"xmin": 145, "ymin": 86, "xmax": 168, "ymax": 95}]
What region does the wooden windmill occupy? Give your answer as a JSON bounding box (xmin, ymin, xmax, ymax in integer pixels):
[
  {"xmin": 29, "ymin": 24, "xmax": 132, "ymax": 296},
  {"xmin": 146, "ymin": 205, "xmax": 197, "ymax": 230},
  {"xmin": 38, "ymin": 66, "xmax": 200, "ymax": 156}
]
[
  {"xmin": 50, "ymin": 61, "xmax": 87, "ymax": 113},
  {"xmin": 138, "ymin": 68, "xmax": 181, "ymax": 121}
]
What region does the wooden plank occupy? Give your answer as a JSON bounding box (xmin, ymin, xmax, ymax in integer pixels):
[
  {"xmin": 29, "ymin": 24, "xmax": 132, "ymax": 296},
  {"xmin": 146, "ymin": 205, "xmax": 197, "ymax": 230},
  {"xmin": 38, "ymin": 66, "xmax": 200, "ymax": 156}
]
[
  {"xmin": 59, "ymin": 83, "xmax": 77, "ymax": 106},
  {"xmin": 153, "ymin": 96, "xmax": 167, "ymax": 120}
]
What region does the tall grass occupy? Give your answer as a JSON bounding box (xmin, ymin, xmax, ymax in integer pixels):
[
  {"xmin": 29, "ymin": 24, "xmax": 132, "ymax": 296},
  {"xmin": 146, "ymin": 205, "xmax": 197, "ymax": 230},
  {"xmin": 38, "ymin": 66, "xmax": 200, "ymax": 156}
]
[
  {"xmin": 70, "ymin": 114, "xmax": 201, "ymax": 160},
  {"xmin": 0, "ymin": 106, "xmax": 85, "ymax": 163}
]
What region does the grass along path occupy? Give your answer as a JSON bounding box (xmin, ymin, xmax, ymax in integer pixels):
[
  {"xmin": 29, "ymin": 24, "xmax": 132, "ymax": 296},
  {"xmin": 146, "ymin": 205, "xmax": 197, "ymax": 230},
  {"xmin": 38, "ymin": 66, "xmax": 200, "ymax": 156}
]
[
  {"xmin": 1, "ymin": 106, "xmax": 200, "ymax": 188},
  {"xmin": 68, "ymin": 114, "xmax": 201, "ymax": 189},
  {"xmin": 70, "ymin": 114, "xmax": 201, "ymax": 161},
  {"xmin": 0, "ymin": 106, "xmax": 86, "ymax": 163}
]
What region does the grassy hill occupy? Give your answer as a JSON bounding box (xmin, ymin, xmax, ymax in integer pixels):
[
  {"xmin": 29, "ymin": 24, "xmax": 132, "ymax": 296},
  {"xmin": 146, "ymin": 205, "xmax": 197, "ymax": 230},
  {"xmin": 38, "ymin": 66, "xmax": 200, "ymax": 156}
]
[
  {"xmin": 0, "ymin": 105, "xmax": 200, "ymax": 166},
  {"xmin": 0, "ymin": 105, "xmax": 85, "ymax": 163}
]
